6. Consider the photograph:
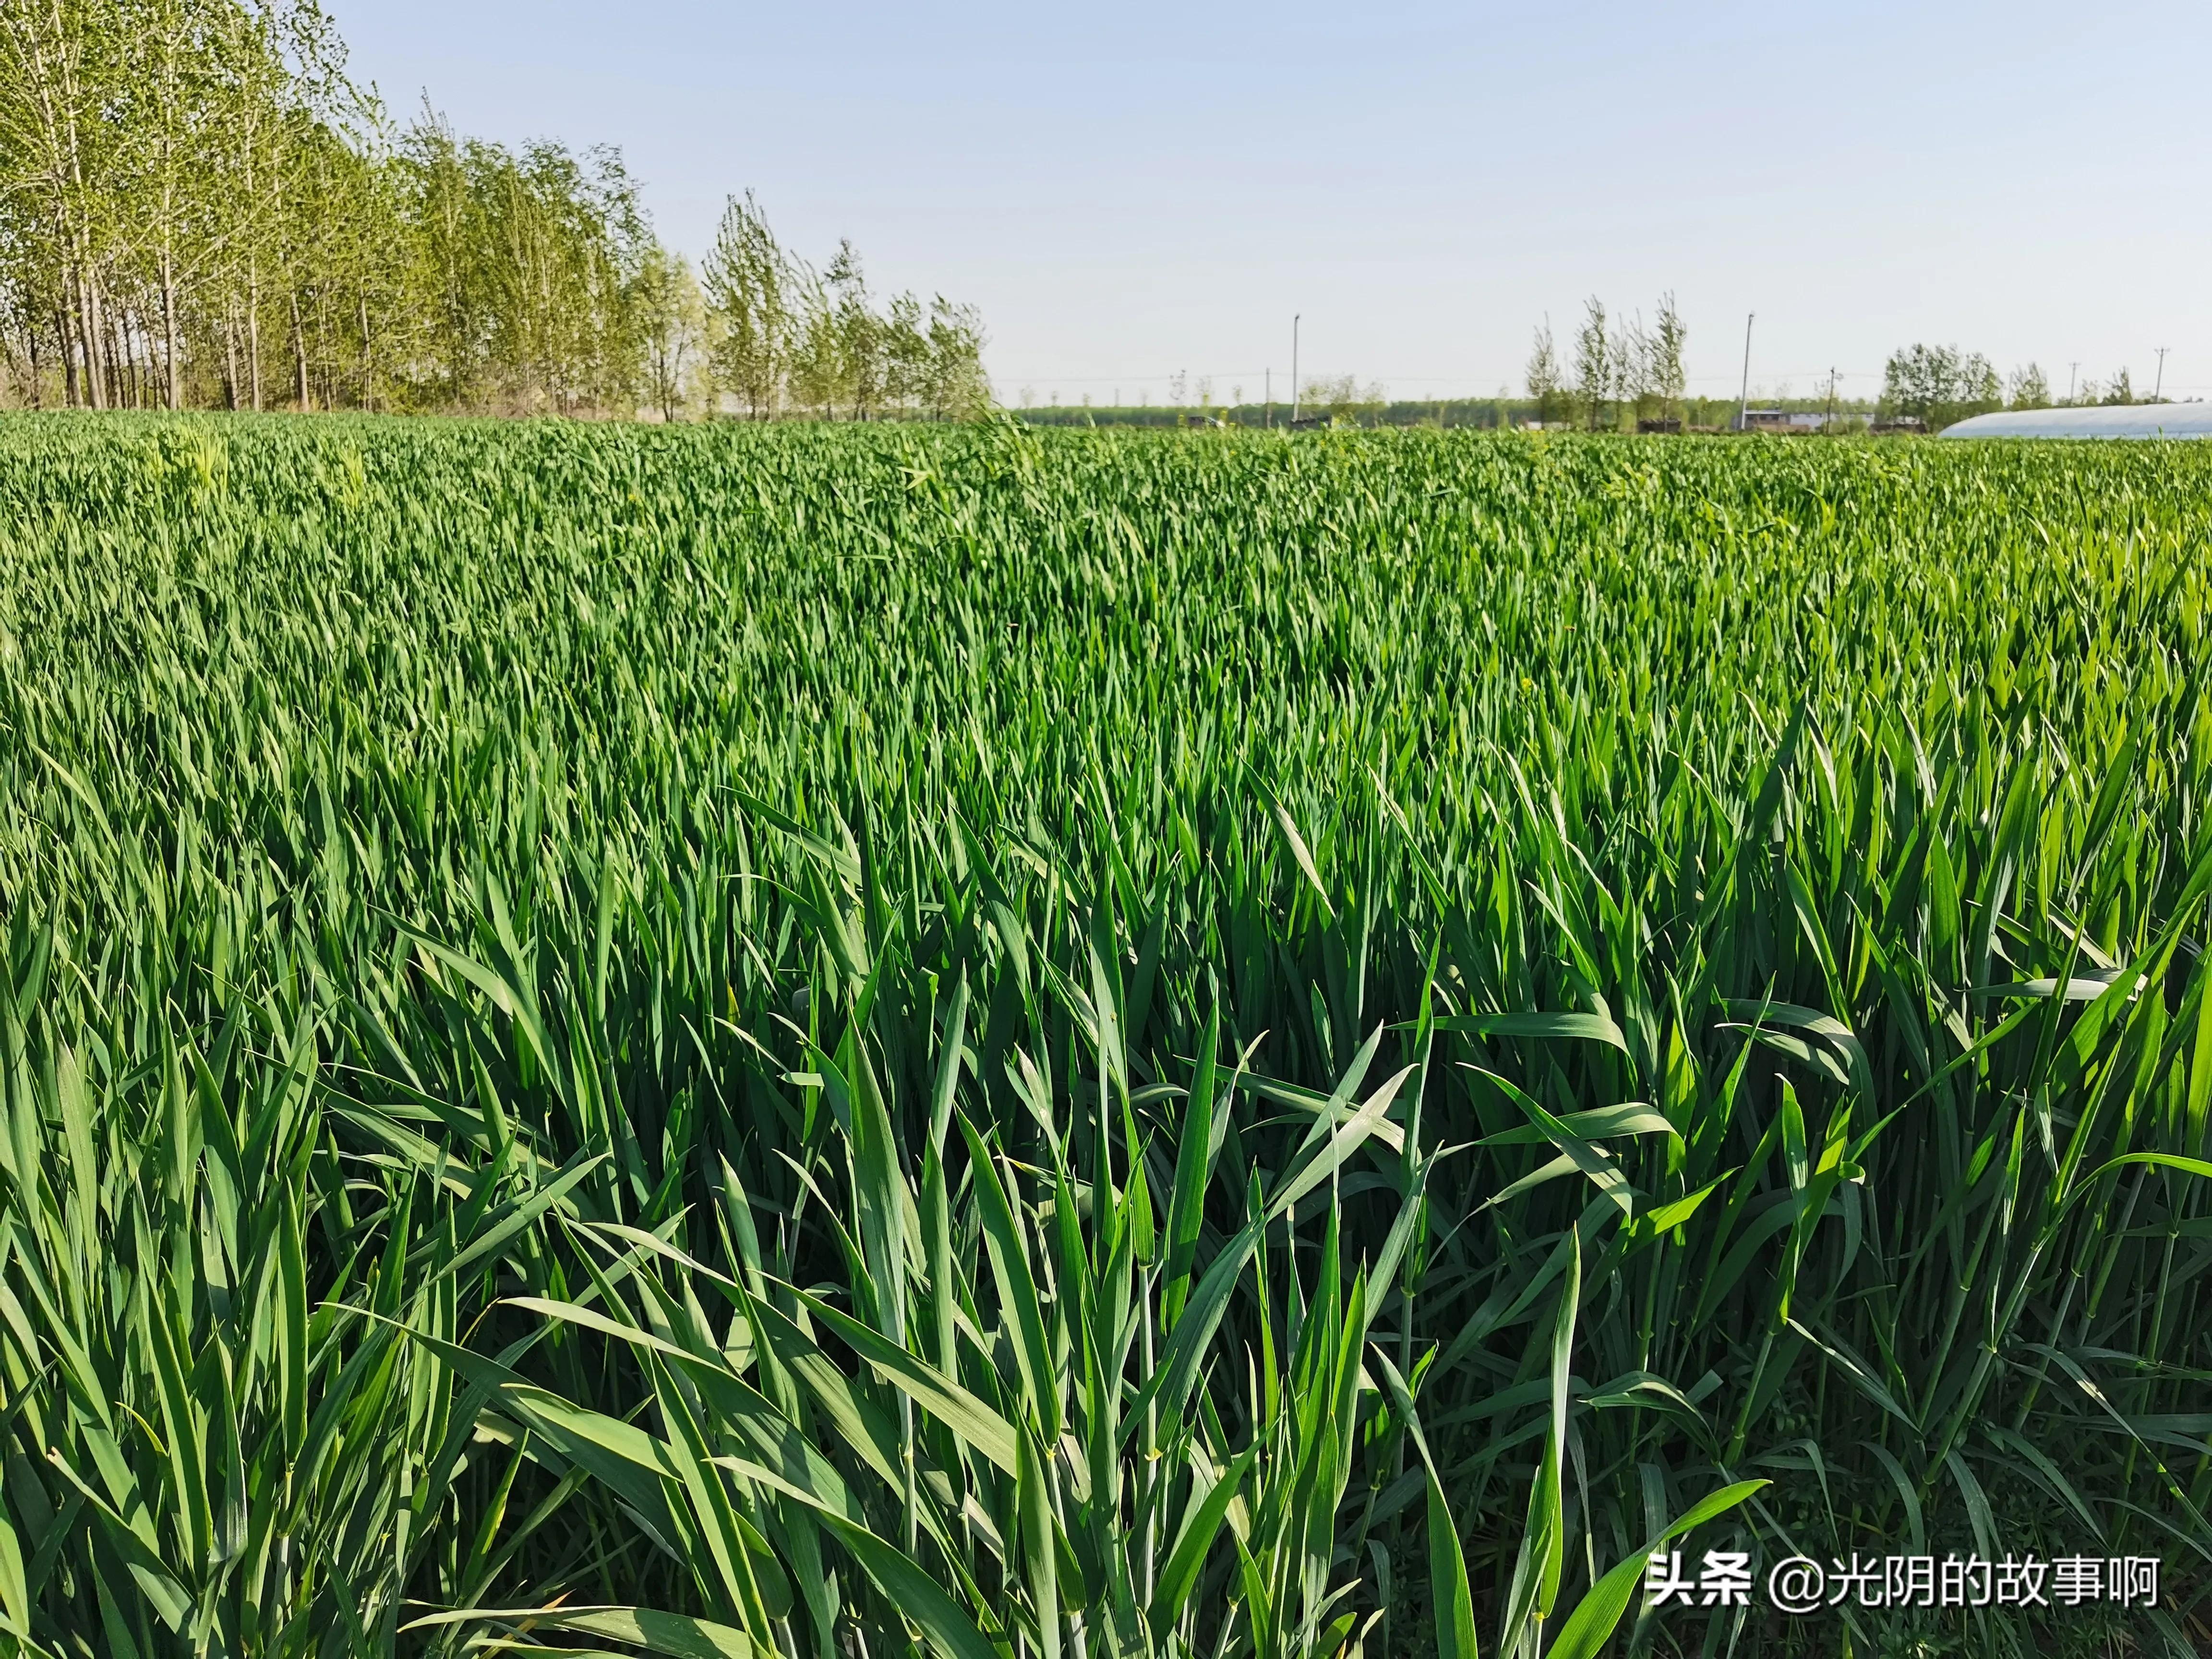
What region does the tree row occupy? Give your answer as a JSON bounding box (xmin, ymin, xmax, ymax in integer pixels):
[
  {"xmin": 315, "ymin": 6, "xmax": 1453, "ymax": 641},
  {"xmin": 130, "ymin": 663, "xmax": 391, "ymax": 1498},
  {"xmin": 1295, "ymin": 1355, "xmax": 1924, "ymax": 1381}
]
[{"xmin": 0, "ymin": 0, "xmax": 988, "ymax": 418}]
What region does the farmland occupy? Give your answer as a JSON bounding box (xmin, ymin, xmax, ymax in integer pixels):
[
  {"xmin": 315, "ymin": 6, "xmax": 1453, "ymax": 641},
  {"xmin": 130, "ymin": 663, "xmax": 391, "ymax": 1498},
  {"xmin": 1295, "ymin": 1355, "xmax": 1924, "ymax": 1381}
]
[{"xmin": 0, "ymin": 415, "xmax": 2206, "ymax": 1658}]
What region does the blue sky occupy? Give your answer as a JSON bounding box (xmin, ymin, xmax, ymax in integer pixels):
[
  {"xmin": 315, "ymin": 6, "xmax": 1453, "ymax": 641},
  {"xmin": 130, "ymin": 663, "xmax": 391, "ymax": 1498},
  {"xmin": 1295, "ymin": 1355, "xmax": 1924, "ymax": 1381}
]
[{"xmin": 330, "ymin": 0, "xmax": 2210, "ymax": 407}]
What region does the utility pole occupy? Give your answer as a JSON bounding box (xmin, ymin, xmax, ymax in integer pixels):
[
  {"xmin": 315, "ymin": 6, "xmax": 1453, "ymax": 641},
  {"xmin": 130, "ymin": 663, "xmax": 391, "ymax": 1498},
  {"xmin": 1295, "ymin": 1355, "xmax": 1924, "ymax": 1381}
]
[
  {"xmin": 2154, "ymin": 347, "xmax": 2169, "ymax": 401},
  {"xmin": 1289, "ymin": 316, "xmax": 1301, "ymax": 426},
  {"xmin": 1825, "ymin": 367, "xmax": 1838, "ymax": 433},
  {"xmin": 1736, "ymin": 312, "xmax": 1755, "ymax": 432},
  {"xmin": 2067, "ymin": 362, "xmax": 2079, "ymax": 404},
  {"xmin": 1265, "ymin": 367, "xmax": 1271, "ymax": 428}
]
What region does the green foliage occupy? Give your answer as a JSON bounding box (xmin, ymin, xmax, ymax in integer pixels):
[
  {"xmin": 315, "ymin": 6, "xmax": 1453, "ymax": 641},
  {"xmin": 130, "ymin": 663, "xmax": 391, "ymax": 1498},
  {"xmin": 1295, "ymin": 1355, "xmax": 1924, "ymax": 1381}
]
[
  {"xmin": 702, "ymin": 198, "xmax": 988, "ymax": 426},
  {"xmin": 2008, "ymin": 362, "xmax": 2052, "ymax": 411},
  {"xmin": 0, "ymin": 417, "xmax": 2205, "ymax": 1659},
  {"xmin": 396, "ymin": 118, "xmax": 650, "ymax": 414},
  {"xmin": 1572, "ymin": 298, "xmax": 1610, "ymax": 432},
  {"xmin": 1881, "ymin": 344, "xmax": 2003, "ymax": 432},
  {"xmin": 0, "ymin": 3, "xmax": 985, "ymax": 420},
  {"xmin": 1296, "ymin": 376, "xmax": 1387, "ymax": 426},
  {"xmin": 1524, "ymin": 322, "xmax": 1561, "ymax": 427}
]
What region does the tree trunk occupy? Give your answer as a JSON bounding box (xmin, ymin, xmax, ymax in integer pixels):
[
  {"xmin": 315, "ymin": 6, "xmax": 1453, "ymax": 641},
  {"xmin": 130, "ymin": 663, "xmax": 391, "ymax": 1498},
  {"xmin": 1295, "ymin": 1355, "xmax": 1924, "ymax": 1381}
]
[
  {"xmin": 248, "ymin": 262, "xmax": 263, "ymax": 411},
  {"xmin": 57, "ymin": 304, "xmax": 77, "ymax": 409},
  {"xmin": 106, "ymin": 306, "xmax": 127, "ymax": 409},
  {"xmin": 73, "ymin": 271, "xmax": 99, "ymax": 409},
  {"xmin": 291, "ymin": 291, "xmax": 309, "ymax": 410},
  {"xmin": 360, "ymin": 291, "xmax": 373, "ymax": 413},
  {"xmin": 160, "ymin": 250, "xmax": 181, "ymax": 410},
  {"xmin": 223, "ymin": 315, "xmax": 239, "ymax": 411},
  {"xmin": 83, "ymin": 273, "xmax": 108, "ymax": 410}
]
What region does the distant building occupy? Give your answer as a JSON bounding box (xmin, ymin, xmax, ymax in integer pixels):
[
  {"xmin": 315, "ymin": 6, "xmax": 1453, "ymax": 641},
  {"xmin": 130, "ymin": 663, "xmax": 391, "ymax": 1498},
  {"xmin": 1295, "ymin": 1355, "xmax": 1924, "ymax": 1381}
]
[{"xmin": 1731, "ymin": 408, "xmax": 1826, "ymax": 433}]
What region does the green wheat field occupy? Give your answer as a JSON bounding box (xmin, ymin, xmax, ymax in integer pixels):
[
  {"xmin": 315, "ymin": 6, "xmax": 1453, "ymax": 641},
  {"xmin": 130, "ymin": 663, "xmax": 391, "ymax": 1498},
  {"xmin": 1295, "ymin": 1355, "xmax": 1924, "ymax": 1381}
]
[{"xmin": 0, "ymin": 416, "xmax": 2206, "ymax": 1659}]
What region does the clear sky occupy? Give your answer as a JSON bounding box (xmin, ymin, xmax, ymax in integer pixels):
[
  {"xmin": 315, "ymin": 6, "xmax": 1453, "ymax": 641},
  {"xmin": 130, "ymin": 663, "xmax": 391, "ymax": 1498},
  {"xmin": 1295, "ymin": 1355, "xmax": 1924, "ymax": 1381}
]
[{"xmin": 329, "ymin": 0, "xmax": 2210, "ymax": 408}]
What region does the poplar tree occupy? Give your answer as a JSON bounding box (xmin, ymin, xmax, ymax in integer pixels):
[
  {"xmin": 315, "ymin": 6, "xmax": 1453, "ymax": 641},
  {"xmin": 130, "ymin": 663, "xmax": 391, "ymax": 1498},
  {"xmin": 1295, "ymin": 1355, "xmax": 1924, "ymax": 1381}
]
[
  {"xmin": 0, "ymin": 0, "xmax": 991, "ymax": 418},
  {"xmin": 1650, "ymin": 292, "xmax": 1687, "ymax": 427},
  {"xmin": 1524, "ymin": 318, "xmax": 1559, "ymax": 426},
  {"xmin": 702, "ymin": 190, "xmax": 789, "ymax": 419},
  {"xmin": 634, "ymin": 242, "xmax": 705, "ymax": 420},
  {"xmin": 1573, "ymin": 296, "xmax": 1610, "ymax": 432}
]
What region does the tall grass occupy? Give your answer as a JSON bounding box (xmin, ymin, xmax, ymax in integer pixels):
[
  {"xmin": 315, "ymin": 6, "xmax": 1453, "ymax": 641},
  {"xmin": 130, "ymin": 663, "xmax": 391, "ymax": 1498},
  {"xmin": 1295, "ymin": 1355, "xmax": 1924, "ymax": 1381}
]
[{"xmin": 0, "ymin": 416, "xmax": 2205, "ymax": 1658}]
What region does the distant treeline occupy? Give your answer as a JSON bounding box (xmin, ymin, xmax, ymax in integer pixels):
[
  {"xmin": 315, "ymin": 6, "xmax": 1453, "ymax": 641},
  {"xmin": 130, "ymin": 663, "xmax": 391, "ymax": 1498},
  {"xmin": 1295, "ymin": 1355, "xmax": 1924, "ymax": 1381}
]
[
  {"xmin": 1018, "ymin": 393, "xmax": 1875, "ymax": 431},
  {"xmin": 0, "ymin": 0, "xmax": 987, "ymax": 418},
  {"xmin": 698, "ymin": 195, "xmax": 988, "ymax": 424},
  {"xmin": 1879, "ymin": 345, "xmax": 2168, "ymax": 432}
]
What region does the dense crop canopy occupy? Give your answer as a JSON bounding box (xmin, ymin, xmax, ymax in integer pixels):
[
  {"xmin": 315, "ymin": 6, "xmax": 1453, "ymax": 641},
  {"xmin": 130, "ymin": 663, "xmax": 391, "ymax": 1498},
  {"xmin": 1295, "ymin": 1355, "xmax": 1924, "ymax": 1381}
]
[{"xmin": 0, "ymin": 417, "xmax": 2206, "ymax": 1657}]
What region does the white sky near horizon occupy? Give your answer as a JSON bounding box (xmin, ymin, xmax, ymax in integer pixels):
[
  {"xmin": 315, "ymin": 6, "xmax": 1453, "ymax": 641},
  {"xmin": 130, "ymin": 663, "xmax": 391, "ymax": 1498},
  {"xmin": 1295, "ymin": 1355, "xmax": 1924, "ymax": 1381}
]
[{"xmin": 330, "ymin": 0, "xmax": 2211, "ymax": 409}]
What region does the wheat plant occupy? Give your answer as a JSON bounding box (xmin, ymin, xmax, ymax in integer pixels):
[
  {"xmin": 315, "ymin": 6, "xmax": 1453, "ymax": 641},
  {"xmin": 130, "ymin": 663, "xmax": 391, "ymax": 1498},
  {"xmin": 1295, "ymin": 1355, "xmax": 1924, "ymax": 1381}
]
[{"xmin": 0, "ymin": 416, "xmax": 2203, "ymax": 1658}]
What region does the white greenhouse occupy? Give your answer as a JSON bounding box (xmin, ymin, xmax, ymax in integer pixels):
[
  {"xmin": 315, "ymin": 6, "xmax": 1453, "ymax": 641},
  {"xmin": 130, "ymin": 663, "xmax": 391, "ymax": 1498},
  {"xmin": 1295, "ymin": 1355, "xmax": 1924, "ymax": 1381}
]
[{"xmin": 1940, "ymin": 403, "xmax": 2212, "ymax": 439}]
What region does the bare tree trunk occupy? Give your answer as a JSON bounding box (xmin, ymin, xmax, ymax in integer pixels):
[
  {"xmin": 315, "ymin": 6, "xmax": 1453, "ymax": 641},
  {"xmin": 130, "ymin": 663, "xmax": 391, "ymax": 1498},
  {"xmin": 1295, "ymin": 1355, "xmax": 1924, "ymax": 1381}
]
[
  {"xmin": 26, "ymin": 325, "xmax": 42, "ymax": 410},
  {"xmin": 359, "ymin": 291, "xmax": 372, "ymax": 413},
  {"xmin": 102, "ymin": 312, "xmax": 121, "ymax": 409},
  {"xmin": 223, "ymin": 314, "xmax": 239, "ymax": 411},
  {"xmin": 247, "ymin": 262, "xmax": 263, "ymax": 410},
  {"xmin": 291, "ymin": 290, "xmax": 309, "ymax": 410},
  {"xmin": 160, "ymin": 250, "xmax": 181, "ymax": 410},
  {"xmin": 81, "ymin": 269, "xmax": 107, "ymax": 410},
  {"xmin": 106, "ymin": 304, "xmax": 127, "ymax": 409},
  {"xmin": 72, "ymin": 275, "xmax": 90, "ymax": 409},
  {"xmin": 56, "ymin": 304, "xmax": 77, "ymax": 408}
]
